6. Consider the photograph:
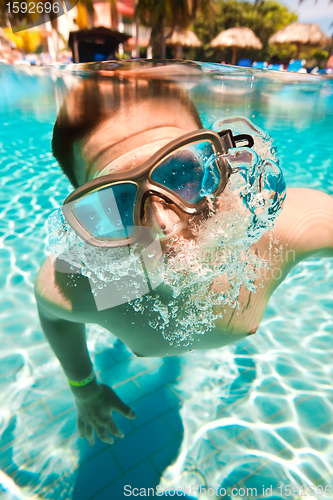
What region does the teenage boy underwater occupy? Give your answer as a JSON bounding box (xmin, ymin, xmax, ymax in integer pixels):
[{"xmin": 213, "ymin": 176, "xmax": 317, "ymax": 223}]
[{"xmin": 35, "ymin": 65, "xmax": 333, "ymax": 446}]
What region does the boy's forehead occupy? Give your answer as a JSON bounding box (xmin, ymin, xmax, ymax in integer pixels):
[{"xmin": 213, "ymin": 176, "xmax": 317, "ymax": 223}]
[{"xmin": 76, "ymin": 97, "xmax": 200, "ymax": 177}]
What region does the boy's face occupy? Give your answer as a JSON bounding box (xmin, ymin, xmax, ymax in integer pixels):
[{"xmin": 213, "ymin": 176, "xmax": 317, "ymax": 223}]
[{"xmin": 72, "ymin": 97, "xmax": 203, "ymax": 248}]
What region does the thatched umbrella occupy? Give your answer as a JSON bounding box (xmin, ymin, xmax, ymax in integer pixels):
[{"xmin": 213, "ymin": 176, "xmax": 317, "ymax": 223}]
[
  {"xmin": 165, "ymin": 27, "xmax": 202, "ymax": 59},
  {"xmin": 210, "ymin": 27, "xmax": 262, "ymax": 65},
  {"xmin": 269, "ymin": 23, "xmax": 330, "ymax": 59}
]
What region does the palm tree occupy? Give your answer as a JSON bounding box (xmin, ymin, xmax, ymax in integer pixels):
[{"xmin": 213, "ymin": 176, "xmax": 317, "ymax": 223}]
[
  {"xmin": 136, "ymin": 0, "xmax": 185, "ymax": 58},
  {"xmin": 108, "ymin": 0, "xmax": 118, "ymax": 29},
  {"xmin": 188, "ymin": 0, "xmax": 214, "ymax": 20},
  {"xmin": 136, "ymin": 0, "xmax": 214, "ymax": 58}
]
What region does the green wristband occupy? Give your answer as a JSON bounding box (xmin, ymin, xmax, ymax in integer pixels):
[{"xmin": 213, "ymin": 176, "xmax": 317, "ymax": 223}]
[{"xmin": 68, "ymin": 372, "xmax": 96, "ymax": 387}]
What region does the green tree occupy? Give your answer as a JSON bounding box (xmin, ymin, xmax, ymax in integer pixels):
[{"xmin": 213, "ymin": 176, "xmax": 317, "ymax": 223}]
[{"xmin": 186, "ymin": 0, "xmax": 297, "ymax": 63}]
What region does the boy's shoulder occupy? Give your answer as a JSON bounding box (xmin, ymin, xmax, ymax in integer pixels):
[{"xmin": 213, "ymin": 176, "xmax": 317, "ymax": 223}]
[
  {"xmin": 273, "ymin": 188, "xmax": 333, "ymax": 259},
  {"xmin": 34, "ymin": 257, "xmax": 95, "ymax": 322}
]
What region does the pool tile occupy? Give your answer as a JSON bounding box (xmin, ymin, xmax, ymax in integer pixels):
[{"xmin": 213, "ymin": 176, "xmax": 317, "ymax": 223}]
[
  {"xmin": 39, "ymin": 472, "xmax": 74, "ymax": 500},
  {"xmin": 45, "ymin": 388, "xmax": 75, "ymax": 417},
  {"xmin": 93, "ymin": 349, "xmax": 117, "ymax": 371},
  {"xmin": 111, "ymin": 416, "xmax": 177, "ymax": 471},
  {"xmin": 0, "ymin": 416, "xmax": 18, "ymax": 450},
  {"xmin": 19, "ymin": 374, "xmax": 67, "ymax": 409},
  {"xmin": 72, "ymin": 449, "xmax": 122, "ymax": 500},
  {"xmin": 295, "ymin": 395, "xmax": 333, "ymax": 431},
  {"xmin": 17, "ymin": 401, "xmax": 52, "ymax": 426},
  {"xmin": 0, "ymin": 373, "xmax": 19, "ymax": 392},
  {"xmin": 134, "ymin": 357, "xmax": 181, "ymax": 393},
  {"xmin": 130, "ymin": 386, "xmax": 181, "ymax": 428},
  {"xmin": 0, "ymin": 353, "xmax": 25, "ymax": 377},
  {"xmin": 19, "ymin": 389, "xmax": 45, "ymax": 409},
  {"xmin": 111, "ymin": 410, "xmax": 137, "ymax": 436},
  {"xmin": 169, "ymin": 377, "xmax": 199, "ymax": 403},
  {"xmin": 25, "ymin": 410, "xmax": 78, "ymax": 461},
  {"xmin": 143, "ymin": 356, "xmax": 165, "ymax": 368},
  {"xmin": 93, "ymin": 459, "xmax": 160, "ymax": 500},
  {"xmin": 2, "ymin": 322, "xmax": 27, "ymax": 336},
  {"xmin": 99, "ymin": 358, "xmax": 151, "ymax": 386},
  {"xmin": 0, "ymin": 299, "xmax": 15, "ymax": 312},
  {"xmin": 68, "ymin": 418, "xmax": 134, "ymax": 464},
  {"xmin": 71, "ymin": 434, "xmax": 110, "ymax": 466},
  {"xmin": 163, "ymin": 408, "xmax": 184, "ymax": 436},
  {"xmin": 13, "ymin": 330, "xmax": 45, "ymax": 347},
  {"xmin": 151, "ymin": 438, "xmax": 183, "ymax": 475},
  {"xmin": 111, "ymin": 341, "xmax": 135, "ymax": 362},
  {"xmin": 112, "ymin": 380, "xmax": 144, "ymax": 404},
  {"xmin": 3, "ymin": 460, "xmax": 18, "ymax": 476},
  {"xmin": 15, "ymin": 469, "xmax": 42, "ymax": 491},
  {"xmin": 0, "ymin": 493, "xmax": 19, "ymax": 500},
  {"xmin": 33, "ymin": 373, "xmax": 66, "ymax": 391},
  {"xmin": 27, "ymin": 345, "xmax": 53, "ymax": 366}
]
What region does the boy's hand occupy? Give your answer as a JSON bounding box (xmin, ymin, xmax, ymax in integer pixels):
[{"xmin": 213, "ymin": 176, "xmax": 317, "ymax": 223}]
[{"xmin": 73, "ymin": 383, "xmax": 136, "ymax": 445}]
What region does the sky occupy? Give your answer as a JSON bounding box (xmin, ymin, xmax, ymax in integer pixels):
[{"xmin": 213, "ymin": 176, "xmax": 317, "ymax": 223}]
[{"xmin": 280, "ymin": 0, "xmax": 333, "ymax": 36}]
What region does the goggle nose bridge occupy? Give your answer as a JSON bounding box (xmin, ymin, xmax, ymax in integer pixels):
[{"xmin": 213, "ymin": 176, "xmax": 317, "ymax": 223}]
[
  {"xmin": 139, "ymin": 184, "xmax": 205, "ymax": 221},
  {"xmin": 139, "ymin": 188, "xmax": 170, "ymax": 220}
]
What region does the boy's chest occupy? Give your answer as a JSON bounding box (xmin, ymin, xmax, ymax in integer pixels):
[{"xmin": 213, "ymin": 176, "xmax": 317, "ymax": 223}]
[
  {"xmin": 90, "ymin": 283, "xmax": 266, "ymax": 357},
  {"xmin": 50, "ymin": 261, "xmax": 274, "ymax": 357}
]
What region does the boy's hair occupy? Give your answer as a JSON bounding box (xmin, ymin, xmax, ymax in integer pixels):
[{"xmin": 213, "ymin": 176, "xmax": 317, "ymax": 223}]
[{"xmin": 52, "ymin": 77, "xmax": 202, "ymax": 188}]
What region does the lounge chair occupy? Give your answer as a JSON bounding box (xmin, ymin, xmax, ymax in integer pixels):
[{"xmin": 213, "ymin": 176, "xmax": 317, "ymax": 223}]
[
  {"xmin": 268, "ymin": 63, "xmax": 284, "ymax": 71},
  {"xmin": 238, "ymin": 58, "xmax": 252, "ymax": 67},
  {"xmin": 252, "ymin": 61, "xmax": 268, "ymax": 69},
  {"xmin": 287, "ymin": 59, "xmax": 306, "ymax": 73},
  {"xmin": 311, "ymin": 68, "xmax": 331, "ymax": 75}
]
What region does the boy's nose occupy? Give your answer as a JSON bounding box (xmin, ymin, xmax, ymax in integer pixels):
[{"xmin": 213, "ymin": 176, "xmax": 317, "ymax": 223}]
[{"xmin": 140, "ymin": 195, "xmax": 187, "ymax": 238}]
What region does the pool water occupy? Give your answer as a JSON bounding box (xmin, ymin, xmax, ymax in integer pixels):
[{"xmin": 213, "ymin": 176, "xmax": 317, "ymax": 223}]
[{"xmin": 0, "ymin": 63, "xmax": 332, "ymax": 500}]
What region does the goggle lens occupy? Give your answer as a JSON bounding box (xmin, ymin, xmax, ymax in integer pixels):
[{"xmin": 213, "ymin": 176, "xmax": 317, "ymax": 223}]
[
  {"xmin": 150, "ymin": 140, "xmax": 221, "ymax": 204},
  {"xmin": 71, "ymin": 183, "xmax": 137, "ymax": 240}
]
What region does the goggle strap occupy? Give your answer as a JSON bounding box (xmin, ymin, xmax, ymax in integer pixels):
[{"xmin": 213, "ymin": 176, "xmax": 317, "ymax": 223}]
[
  {"xmin": 218, "ymin": 129, "xmax": 235, "ymax": 151},
  {"xmin": 233, "ymin": 133, "xmax": 254, "ymax": 148},
  {"xmin": 218, "ymin": 129, "xmax": 254, "ymax": 149}
]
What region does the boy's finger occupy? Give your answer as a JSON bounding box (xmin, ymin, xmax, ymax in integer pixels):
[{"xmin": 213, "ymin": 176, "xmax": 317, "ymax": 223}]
[
  {"xmin": 96, "ymin": 425, "xmax": 114, "ymax": 445},
  {"xmin": 86, "ymin": 424, "xmax": 95, "ymax": 447},
  {"xmin": 104, "ymin": 417, "xmax": 124, "ymax": 438},
  {"xmin": 96, "ymin": 414, "xmax": 124, "ymax": 438},
  {"xmin": 77, "ymin": 418, "xmax": 85, "ymax": 438},
  {"xmin": 111, "ymin": 391, "xmax": 136, "ymax": 419},
  {"xmin": 115, "ymin": 400, "xmax": 136, "ymax": 419}
]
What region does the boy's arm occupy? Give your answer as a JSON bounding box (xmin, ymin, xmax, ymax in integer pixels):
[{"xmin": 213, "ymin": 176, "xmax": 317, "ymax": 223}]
[{"xmin": 35, "ymin": 271, "xmax": 135, "ymax": 445}]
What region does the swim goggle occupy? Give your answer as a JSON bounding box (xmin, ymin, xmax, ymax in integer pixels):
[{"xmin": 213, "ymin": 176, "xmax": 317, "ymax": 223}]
[{"xmin": 62, "ymin": 128, "xmax": 254, "ymax": 247}]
